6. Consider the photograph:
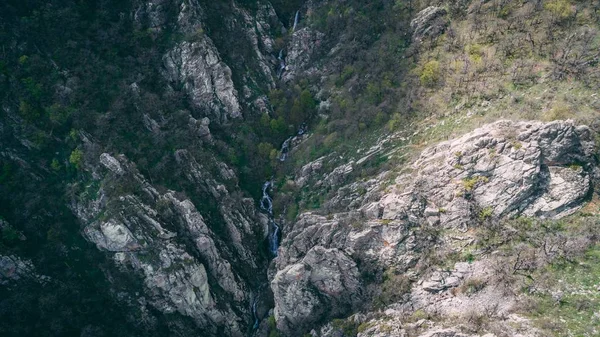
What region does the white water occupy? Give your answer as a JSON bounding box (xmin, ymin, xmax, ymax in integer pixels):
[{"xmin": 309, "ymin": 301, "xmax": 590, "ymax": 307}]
[
  {"xmin": 251, "ymin": 295, "xmax": 259, "ymax": 329},
  {"xmin": 277, "ymin": 49, "xmax": 286, "ymax": 79},
  {"xmin": 279, "ymin": 137, "xmax": 292, "ymax": 162},
  {"xmin": 260, "ymin": 181, "xmax": 273, "ymax": 215},
  {"xmin": 268, "ymin": 220, "xmax": 280, "ymax": 257},
  {"xmin": 252, "ymin": 125, "xmax": 306, "ymax": 332},
  {"xmin": 292, "ymin": 10, "xmax": 299, "ymax": 31}
]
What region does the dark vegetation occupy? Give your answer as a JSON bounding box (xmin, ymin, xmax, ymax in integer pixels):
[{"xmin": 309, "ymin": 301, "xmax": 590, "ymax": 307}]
[{"xmin": 1, "ymin": 0, "xmax": 600, "ymax": 336}]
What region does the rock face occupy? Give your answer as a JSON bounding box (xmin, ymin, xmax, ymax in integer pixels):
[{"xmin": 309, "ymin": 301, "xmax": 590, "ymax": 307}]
[
  {"xmin": 283, "ymin": 27, "xmax": 325, "ymax": 82},
  {"xmin": 272, "ymin": 246, "xmax": 362, "ymax": 336},
  {"xmin": 72, "ymin": 152, "xmax": 266, "ymax": 336},
  {"xmin": 163, "ymin": 39, "xmax": 241, "ymax": 122},
  {"xmin": 0, "ymin": 255, "xmax": 49, "ymax": 286},
  {"xmin": 410, "ymin": 6, "xmax": 448, "ymax": 41},
  {"xmin": 375, "ymin": 120, "xmax": 596, "ymax": 229},
  {"xmin": 272, "ymin": 120, "xmax": 597, "ymax": 336}
]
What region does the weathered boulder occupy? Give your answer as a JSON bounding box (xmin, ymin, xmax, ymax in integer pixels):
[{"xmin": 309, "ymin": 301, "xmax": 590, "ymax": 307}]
[{"xmin": 272, "ymin": 246, "xmax": 362, "ymax": 336}]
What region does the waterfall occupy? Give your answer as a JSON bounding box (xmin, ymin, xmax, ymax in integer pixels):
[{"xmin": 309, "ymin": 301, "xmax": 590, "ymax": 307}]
[
  {"xmin": 252, "ymin": 125, "xmax": 307, "ymax": 332},
  {"xmin": 292, "ymin": 10, "xmax": 299, "ymax": 32},
  {"xmin": 277, "ymin": 49, "xmax": 286, "ymax": 79},
  {"xmin": 260, "ymin": 181, "xmax": 273, "ymax": 215},
  {"xmin": 251, "ymin": 295, "xmax": 260, "ymax": 329},
  {"xmin": 279, "ymin": 137, "xmax": 292, "ymax": 162},
  {"xmin": 268, "ymin": 220, "xmax": 280, "ymax": 257},
  {"xmin": 297, "ymin": 122, "xmax": 307, "ymax": 136},
  {"xmin": 260, "ymin": 181, "xmax": 279, "ymax": 257}
]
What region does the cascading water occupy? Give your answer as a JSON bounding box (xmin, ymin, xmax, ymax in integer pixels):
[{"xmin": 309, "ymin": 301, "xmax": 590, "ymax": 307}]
[
  {"xmin": 278, "ymin": 137, "xmax": 292, "ymax": 162},
  {"xmin": 277, "ymin": 49, "xmax": 286, "ymax": 79},
  {"xmin": 292, "ymin": 10, "xmax": 300, "ymax": 32},
  {"xmin": 251, "ymin": 294, "xmax": 260, "ymax": 329},
  {"xmin": 260, "ymin": 181, "xmax": 280, "ymax": 257},
  {"xmin": 260, "ymin": 181, "xmax": 273, "ymax": 215},
  {"xmin": 251, "ymin": 111, "xmax": 308, "ymax": 335},
  {"xmin": 268, "ymin": 220, "xmax": 280, "ymax": 257}
]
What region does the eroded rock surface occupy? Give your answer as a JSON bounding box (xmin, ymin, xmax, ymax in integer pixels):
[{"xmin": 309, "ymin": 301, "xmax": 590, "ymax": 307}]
[
  {"xmin": 163, "ymin": 39, "xmax": 241, "ymax": 122},
  {"xmin": 411, "ymin": 6, "xmax": 448, "ymax": 42},
  {"xmin": 374, "ymin": 120, "xmax": 596, "ymax": 229},
  {"xmin": 72, "ymin": 151, "xmax": 266, "ymax": 336},
  {"xmin": 272, "ymin": 120, "xmax": 597, "ymax": 336},
  {"xmin": 272, "ymin": 246, "xmax": 362, "ymax": 336}
]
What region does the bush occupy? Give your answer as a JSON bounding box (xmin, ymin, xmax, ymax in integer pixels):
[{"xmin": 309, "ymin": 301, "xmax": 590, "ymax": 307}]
[
  {"xmin": 545, "ymin": 0, "xmax": 574, "ymax": 20},
  {"xmin": 69, "ymin": 149, "xmax": 84, "ymax": 169},
  {"xmin": 420, "ymin": 60, "xmax": 441, "ymax": 87}
]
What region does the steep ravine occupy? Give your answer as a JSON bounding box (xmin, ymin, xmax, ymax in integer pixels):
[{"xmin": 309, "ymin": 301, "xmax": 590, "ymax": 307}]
[{"xmin": 252, "ymin": 123, "xmax": 307, "ymax": 335}]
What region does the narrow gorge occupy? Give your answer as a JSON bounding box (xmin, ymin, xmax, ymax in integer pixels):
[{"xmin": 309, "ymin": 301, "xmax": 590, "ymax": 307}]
[{"xmin": 1, "ymin": 1, "xmax": 599, "ymax": 337}]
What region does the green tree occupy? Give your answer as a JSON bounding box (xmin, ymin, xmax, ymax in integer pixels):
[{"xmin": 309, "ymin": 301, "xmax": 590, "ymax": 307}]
[
  {"xmin": 51, "ymin": 158, "xmax": 62, "ymax": 172},
  {"xmin": 19, "ymin": 100, "xmax": 40, "ymax": 121},
  {"xmin": 257, "ymin": 142, "xmax": 275, "ymax": 159},
  {"xmin": 545, "ymin": 0, "xmax": 574, "ymax": 20},
  {"xmin": 420, "ymin": 60, "xmax": 441, "ymax": 87},
  {"xmin": 69, "ymin": 149, "xmax": 84, "ymax": 169}
]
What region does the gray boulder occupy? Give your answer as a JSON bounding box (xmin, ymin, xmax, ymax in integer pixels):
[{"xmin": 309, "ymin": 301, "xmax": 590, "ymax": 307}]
[{"xmin": 272, "ymin": 246, "xmax": 362, "ymax": 336}]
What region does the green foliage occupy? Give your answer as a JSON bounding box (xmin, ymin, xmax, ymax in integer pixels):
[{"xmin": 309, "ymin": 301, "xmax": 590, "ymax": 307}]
[
  {"xmin": 373, "ymin": 268, "xmax": 412, "ymax": 308},
  {"xmin": 462, "ymin": 176, "xmax": 489, "ymax": 192},
  {"xmin": 267, "ymin": 315, "xmax": 280, "ymax": 337},
  {"xmin": 419, "ymin": 60, "xmax": 440, "ymax": 87},
  {"xmin": 0, "ymin": 163, "xmax": 12, "ymax": 184},
  {"xmin": 18, "ymin": 55, "xmax": 29, "ymax": 65},
  {"xmin": 526, "ymin": 245, "xmax": 600, "ymax": 336},
  {"xmin": 545, "ymin": 0, "xmax": 574, "ymax": 19},
  {"xmin": 257, "ymin": 142, "xmax": 275, "ymax": 159},
  {"xmin": 18, "ymin": 100, "xmax": 40, "ymax": 121},
  {"xmin": 479, "ymin": 207, "xmax": 494, "ymax": 221},
  {"xmin": 47, "ymin": 103, "xmax": 73, "ymax": 126},
  {"xmin": 285, "ymin": 203, "xmax": 299, "ymax": 222},
  {"xmin": 336, "ymin": 65, "xmax": 355, "ymax": 86},
  {"xmin": 1, "ymin": 226, "xmax": 20, "ymax": 245},
  {"xmin": 69, "ymin": 149, "xmax": 84, "ymax": 170}
]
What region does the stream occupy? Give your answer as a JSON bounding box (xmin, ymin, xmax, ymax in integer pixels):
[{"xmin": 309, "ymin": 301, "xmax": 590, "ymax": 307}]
[{"xmin": 251, "ymin": 124, "xmax": 306, "ymax": 333}]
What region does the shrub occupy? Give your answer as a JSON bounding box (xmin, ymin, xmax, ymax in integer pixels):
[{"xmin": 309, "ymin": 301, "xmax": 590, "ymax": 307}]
[
  {"xmin": 373, "ymin": 269, "xmax": 412, "ymax": 308},
  {"xmin": 462, "ymin": 176, "xmax": 488, "ymax": 192},
  {"xmin": 544, "ymin": 0, "xmax": 574, "ymax": 20},
  {"xmin": 69, "ymin": 149, "xmax": 84, "ymax": 169},
  {"xmin": 51, "ymin": 158, "xmax": 62, "ymax": 172},
  {"xmin": 420, "ymin": 60, "xmax": 441, "ymax": 87},
  {"xmin": 479, "ymin": 207, "xmax": 494, "ymax": 221}
]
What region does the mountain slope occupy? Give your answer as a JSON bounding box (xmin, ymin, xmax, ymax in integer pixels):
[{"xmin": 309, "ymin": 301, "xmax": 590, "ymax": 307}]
[{"xmin": 0, "ymin": 1, "xmax": 599, "ymax": 337}]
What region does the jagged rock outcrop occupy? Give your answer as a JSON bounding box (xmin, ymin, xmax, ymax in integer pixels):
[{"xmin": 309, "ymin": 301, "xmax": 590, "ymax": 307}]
[
  {"xmin": 373, "ymin": 120, "xmax": 596, "ymax": 229},
  {"xmin": 0, "ymin": 255, "xmax": 49, "ymax": 286},
  {"xmin": 272, "ymin": 120, "xmax": 597, "ymax": 335},
  {"xmin": 163, "ymin": 39, "xmax": 241, "ymax": 122},
  {"xmin": 410, "ymin": 6, "xmax": 448, "ymax": 42},
  {"xmin": 283, "ymin": 27, "xmax": 325, "ymax": 82},
  {"xmin": 72, "ymin": 152, "xmax": 267, "ymax": 336},
  {"xmin": 272, "ymin": 246, "xmax": 362, "ymax": 336}
]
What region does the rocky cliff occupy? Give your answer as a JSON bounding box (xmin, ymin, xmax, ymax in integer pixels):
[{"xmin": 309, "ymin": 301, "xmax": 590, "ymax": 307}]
[
  {"xmin": 1, "ymin": 1, "xmax": 599, "ymax": 337},
  {"xmin": 271, "ymin": 119, "xmax": 598, "ymax": 336}
]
